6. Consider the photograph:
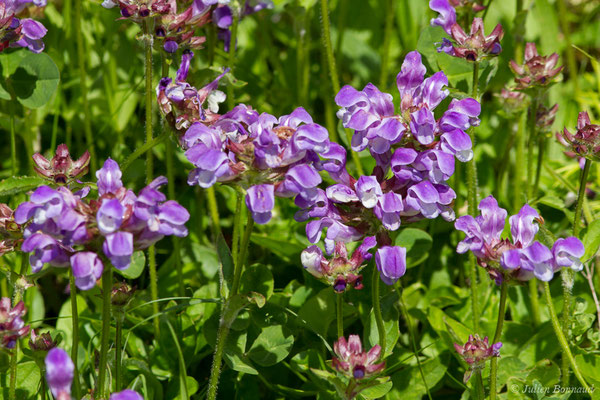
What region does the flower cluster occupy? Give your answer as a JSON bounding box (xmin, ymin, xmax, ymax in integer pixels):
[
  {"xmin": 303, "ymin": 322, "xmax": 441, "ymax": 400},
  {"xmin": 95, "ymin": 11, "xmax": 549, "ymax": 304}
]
[
  {"xmin": 301, "ymin": 237, "xmax": 375, "ymax": 292},
  {"xmin": 0, "ymin": 0, "xmax": 47, "ymax": 53},
  {"xmin": 430, "ymin": 1, "xmax": 502, "ymax": 61},
  {"xmin": 32, "ymin": 144, "xmax": 90, "ymax": 185},
  {"xmin": 16, "ymin": 151, "xmax": 190, "ymax": 291},
  {"xmin": 509, "ymin": 43, "xmax": 562, "ymax": 90},
  {"xmin": 296, "ymin": 51, "xmax": 478, "ymax": 287},
  {"xmin": 558, "ymin": 111, "xmax": 600, "ymax": 161},
  {"xmin": 182, "ymin": 101, "xmax": 334, "ymax": 225},
  {"xmin": 0, "ymin": 297, "xmax": 30, "ymax": 349},
  {"xmin": 454, "ymin": 334, "xmax": 501, "ymax": 383},
  {"xmin": 45, "ymin": 348, "xmax": 143, "ymax": 400},
  {"xmin": 157, "ymin": 51, "xmax": 228, "ymax": 132},
  {"xmin": 0, "ymin": 203, "xmax": 22, "ymax": 256},
  {"xmin": 455, "ymin": 195, "xmax": 584, "ymax": 284},
  {"xmin": 332, "ymin": 335, "xmax": 385, "ymax": 380},
  {"xmin": 29, "ymin": 329, "xmax": 58, "ymax": 352}
]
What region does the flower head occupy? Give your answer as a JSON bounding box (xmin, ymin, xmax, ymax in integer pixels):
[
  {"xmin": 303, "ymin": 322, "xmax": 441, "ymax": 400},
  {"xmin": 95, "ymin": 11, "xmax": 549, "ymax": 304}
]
[
  {"xmin": 0, "ymin": 0, "xmax": 48, "ymax": 54},
  {"xmin": 440, "ymin": 18, "xmax": 504, "ymax": 61},
  {"xmin": 510, "ymin": 42, "xmax": 562, "ymax": 90},
  {"xmin": 32, "ymin": 144, "xmax": 90, "ymax": 185},
  {"xmin": 332, "ymin": 335, "xmax": 385, "ymax": 380},
  {"xmin": 454, "ymin": 334, "xmax": 501, "ymax": 383},
  {"xmin": 0, "ymin": 297, "xmax": 30, "ymax": 349},
  {"xmin": 455, "ymin": 195, "xmax": 585, "ymax": 284},
  {"xmin": 558, "ymin": 111, "xmax": 600, "ymax": 161},
  {"xmin": 45, "ymin": 348, "xmax": 74, "ymax": 400},
  {"xmin": 29, "ymin": 330, "xmax": 58, "ymax": 352}
]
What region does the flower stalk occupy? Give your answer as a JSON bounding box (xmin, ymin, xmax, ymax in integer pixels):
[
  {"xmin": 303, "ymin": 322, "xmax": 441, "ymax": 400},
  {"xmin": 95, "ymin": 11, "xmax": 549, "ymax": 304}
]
[
  {"xmin": 336, "ymin": 292, "xmax": 344, "ymax": 339},
  {"xmin": 208, "ymin": 203, "xmax": 254, "ymax": 400},
  {"xmin": 489, "ymin": 282, "xmax": 508, "ymax": 400},
  {"xmin": 371, "ymin": 266, "xmax": 386, "ymax": 359},
  {"xmin": 69, "ymin": 270, "xmax": 81, "ymax": 399},
  {"xmin": 543, "ymin": 281, "xmax": 590, "ymax": 392},
  {"xmin": 97, "ymin": 267, "xmax": 113, "ymax": 400}
]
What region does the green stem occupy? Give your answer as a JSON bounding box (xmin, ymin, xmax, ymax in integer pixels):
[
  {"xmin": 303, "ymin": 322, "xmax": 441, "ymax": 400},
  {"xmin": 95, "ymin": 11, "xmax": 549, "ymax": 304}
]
[
  {"xmin": 560, "ymin": 157, "xmax": 592, "ymax": 383},
  {"xmin": 379, "ymin": 0, "xmax": 394, "ymax": 88},
  {"xmin": 528, "ymin": 279, "xmax": 541, "ymax": 327},
  {"xmin": 74, "ymin": 0, "xmax": 97, "ymax": 172},
  {"xmin": 395, "ymin": 284, "xmax": 432, "ymax": 400},
  {"xmin": 69, "ymin": 270, "xmax": 81, "ymax": 399},
  {"xmin": 10, "ymin": 110, "xmax": 16, "ymax": 176},
  {"xmin": 475, "ymin": 370, "xmax": 485, "ymax": 400},
  {"xmin": 97, "ymin": 267, "xmax": 113, "ymax": 400},
  {"xmin": 573, "ymin": 158, "xmax": 591, "ymax": 238},
  {"xmin": 532, "ymin": 136, "xmax": 545, "ymax": 197},
  {"xmin": 115, "ymin": 308, "xmax": 124, "ymax": 391},
  {"xmin": 319, "ymin": 0, "xmax": 363, "ymax": 175},
  {"xmin": 226, "ymin": 9, "xmax": 240, "ymax": 109},
  {"xmin": 207, "ymin": 208, "xmax": 254, "ymax": 400},
  {"xmin": 489, "ymin": 282, "xmax": 508, "ymax": 400},
  {"xmin": 9, "ymin": 346, "xmax": 17, "ymax": 400},
  {"xmin": 543, "ymin": 281, "xmax": 590, "ymax": 391},
  {"xmin": 231, "ymin": 191, "xmax": 243, "ymax": 270},
  {"xmin": 232, "ymin": 212, "xmax": 254, "ymax": 296},
  {"xmin": 557, "ymin": 0, "xmax": 578, "ymax": 93},
  {"xmin": 514, "ymin": 111, "xmax": 527, "ymax": 210},
  {"xmin": 372, "ymin": 266, "xmax": 386, "ymax": 358},
  {"xmin": 526, "ymin": 98, "xmax": 539, "ymax": 200},
  {"xmin": 336, "ymin": 292, "xmax": 344, "ymax": 339},
  {"xmin": 206, "ymin": 186, "xmax": 222, "ymax": 238},
  {"xmin": 166, "ymin": 138, "xmax": 183, "ymax": 296},
  {"xmin": 148, "ymin": 245, "xmax": 159, "ymax": 337},
  {"xmin": 467, "ymin": 61, "xmax": 480, "ymax": 334},
  {"xmin": 121, "ymin": 132, "xmax": 169, "ymax": 172}
]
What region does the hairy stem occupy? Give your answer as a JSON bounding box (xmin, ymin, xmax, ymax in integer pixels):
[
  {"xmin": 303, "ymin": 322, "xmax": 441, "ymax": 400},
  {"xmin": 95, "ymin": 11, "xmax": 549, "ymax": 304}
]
[
  {"xmin": 489, "ymin": 282, "xmax": 508, "ymax": 400},
  {"xmin": 74, "ymin": 0, "xmax": 97, "ymax": 172},
  {"xmin": 207, "ymin": 208, "xmax": 254, "ymax": 400},
  {"xmin": 336, "ymin": 292, "xmax": 344, "ymax": 339},
  {"xmin": 372, "ymin": 266, "xmax": 386, "ymax": 359},
  {"xmin": 514, "ymin": 111, "xmax": 527, "ymax": 210},
  {"xmin": 573, "ymin": 158, "xmax": 591, "ymax": 238},
  {"xmin": 543, "ymin": 281, "xmax": 590, "ymax": 391},
  {"xmin": 557, "ymin": 0, "xmax": 578, "ymax": 93},
  {"xmin": 379, "ymin": 0, "xmax": 394, "ymax": 88},
  {"xmin": 528, "ymin": 279, "xmax": 541, "ymax": 327},
  {"xmin": 9, "ymin": 346, "xmax": 17, "ymax": 400},
  {"xmin": 467, "ymin": 62, "xmax": 480, "ymax": 333},
  {"xmin": 115, "ymin": 308, "xmax": 124, "ymax": 391},
  {"xmin": 475, "ymin": 370, "xmax": 485, "ymax": 400},
  {"xmin": 69, "ymin": 270, "xmax": 81, "ymax": 399},
  {"xmin": 526, "ymin": 97, "xmax": 539, "ymax": 200},
  {"xmin": 97, "ymin": 267, "xmax": 113, "ymax": 400},
  {"xmin": 10, "ymin": 110, "xmax": 16, "ymax": 176}
]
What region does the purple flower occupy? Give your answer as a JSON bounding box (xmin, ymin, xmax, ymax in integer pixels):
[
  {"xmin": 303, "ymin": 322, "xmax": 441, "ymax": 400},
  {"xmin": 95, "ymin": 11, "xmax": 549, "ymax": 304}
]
[
  {"xmin": 103, "ymin": 232, "xmax": 134, "ymax": 270},
  {"xmin": 110, "ymin": 389, "xmax": 144, "ymax": 400},
  {"xmin": 70, "ymin": 252, "xmax": 103, "ymax": 291},
  {"xmin": 96, "ymin": 158, "xmax": 123, "ymax": 196},
  {"xmin": 552, "ymin": 237, "xmax": 584, "ymax": 272},
  {"xmin": 454, "ymin": 334, "xmax": 501, "ymax": 383},
  {"xmin": 245, "ymin": 184, "xmax": 275, "ymax": 224},
  {"xmin": 355, "ymin": 176, "xmax": 382, "ymax": 209},
  {"xmin": 375, "ymin": 246, "xmax": 407, "ymax": 285},
  {"xmin": 97, "ymin": 198, "xmax": 124, "ymax": 235},
  {"xmin": 440, "ymin": 129, "xmax": 473, "ymax": 162},
  {"xmin": 21, "ymin": 233, "xmax": 69, "ymax": 273},
  {"xmin": 429, "ymin": 0, "xmax": 456, "ymax": 34},
  {"xmin": 501, "ymin": 241, "xmax": 554, "ymax": 281},
  {"xmin": 326, "ymin": 184, "xmax": 358, "ymax": 203},
  {"xmin": 509, "ymin": 204, "xmax": 539, "ymax": 248},
  {"xmin": 374, "ymin": 191, "xmax": 404, "ymax": 231},
  {"xmin": 332, "ymin": 335, "xmax": 385, "ymax": 380},
  {"xmin": 0, "ymin": 297, "xmax": 30, "ymax": 349},
  {"xmin": 45, "ymin": 348, "xmax": 74, "ymax": 400}
]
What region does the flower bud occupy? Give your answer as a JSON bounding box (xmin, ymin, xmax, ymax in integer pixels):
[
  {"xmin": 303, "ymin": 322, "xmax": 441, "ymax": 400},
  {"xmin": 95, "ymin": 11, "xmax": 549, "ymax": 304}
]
[
  {"xmin": 32, "ymin": 144, "xmax": 90, "ymax": 185},
  {"xmin": 454, "ymin": 334, "xmax": 502, "ymax": 383},
  {"xmin": 29, "ymin": 330, "xmax": 58, "ymax": 352},
  {"xmin": 111, "ymin": 282, "xmax": 135, "ymax": 307},
  {"xmin": 509, "ymin": 43, "xmax": 563, "ymax": 90}
]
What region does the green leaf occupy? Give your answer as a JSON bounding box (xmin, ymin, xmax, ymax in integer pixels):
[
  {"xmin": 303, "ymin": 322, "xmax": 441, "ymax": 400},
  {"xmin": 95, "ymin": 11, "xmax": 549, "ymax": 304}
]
[
  {"xmin": 298, "ymin": 288, "xmax": 336, "ymax": 337},
  {"xmin": 360, "ymin": 378, "xmax": 393, "ymax": 399},
  {"xmin": 248, "ymin": 325, "xmax": 294, "ymax": 367},
  {"xmin": 223, "ymin": 330, "xmax": 258, "ymax": 375},
  {"xmin": 240, "ymin": 263, "xmax": 274, "ymax": 301},
  {"xmin": 394, "ymin": 228, "xmax": 433, "ymax": 268},
  {"xmin": 582, "ymin": 219, "xmax": 600, "ymax": 261},
  {"xmin": 389, "ymin": 353, "xmax": 449, "ymax": 399},
  {"xmin": 526, "ymin": 359, "xmax": 560, "ymax": 387},
  {"xmin": 0, "ymin": 176, "xmax": 45, "ymax": 197},
  {"xmin": 0, "ymin": 361, "xmax": 40, "ymax": 399},
  {"xmin": 114, "ymin": 251, "xmax": 145, "ymax": 279},
  {"xmin": 12, "ymin": 52, "xmax": 60, "ymax": 108},
  {"xmin": 365, "ymin": 293, "xmax": 400, "ymax": 357}
]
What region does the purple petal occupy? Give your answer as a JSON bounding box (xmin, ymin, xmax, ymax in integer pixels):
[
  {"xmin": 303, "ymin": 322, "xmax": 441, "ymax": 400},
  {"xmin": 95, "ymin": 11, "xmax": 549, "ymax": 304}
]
[
  {"xmin": 375, "ymin": 246, "xmax": 407, "ymax": 285},
  {"xmin": 245, "ymin": 184, "xmax": 275, "ymax": 225}
]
